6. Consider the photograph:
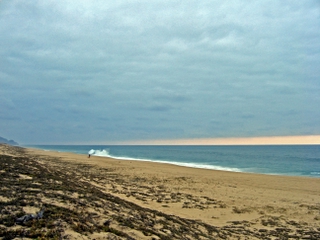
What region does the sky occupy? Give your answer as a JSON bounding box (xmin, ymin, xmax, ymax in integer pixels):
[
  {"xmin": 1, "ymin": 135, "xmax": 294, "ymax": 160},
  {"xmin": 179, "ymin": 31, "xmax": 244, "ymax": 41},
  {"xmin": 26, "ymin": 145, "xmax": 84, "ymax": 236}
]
[{"xmin": 0, "ymin": 0, "xmax": 320, "ymax": 145}]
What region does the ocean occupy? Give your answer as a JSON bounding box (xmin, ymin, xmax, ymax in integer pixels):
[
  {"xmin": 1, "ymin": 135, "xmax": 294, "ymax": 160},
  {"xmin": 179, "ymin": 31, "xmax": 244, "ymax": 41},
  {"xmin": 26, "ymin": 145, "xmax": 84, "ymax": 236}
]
[{"xmin": 26, "ymin": 145, "xmax": 320, "ymax": 178}]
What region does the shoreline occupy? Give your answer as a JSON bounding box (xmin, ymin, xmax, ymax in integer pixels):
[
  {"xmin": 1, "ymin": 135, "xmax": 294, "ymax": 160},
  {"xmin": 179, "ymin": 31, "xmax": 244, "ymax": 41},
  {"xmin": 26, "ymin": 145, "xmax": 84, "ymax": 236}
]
[
  {"xmin": 25, "ymin": 145, "xmax": 320, "ymax": 178},
  {"xmin": 1, "ymin": 144, "xmax": 320, "ymax": 239}
]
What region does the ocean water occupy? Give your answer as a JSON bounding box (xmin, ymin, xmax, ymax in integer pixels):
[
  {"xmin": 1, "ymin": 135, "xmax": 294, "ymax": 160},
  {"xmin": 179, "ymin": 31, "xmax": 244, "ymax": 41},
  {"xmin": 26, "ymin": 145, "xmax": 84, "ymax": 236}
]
[{"xmin": 26, "ymin": 145, "xmax": 320, "ymax": 178}]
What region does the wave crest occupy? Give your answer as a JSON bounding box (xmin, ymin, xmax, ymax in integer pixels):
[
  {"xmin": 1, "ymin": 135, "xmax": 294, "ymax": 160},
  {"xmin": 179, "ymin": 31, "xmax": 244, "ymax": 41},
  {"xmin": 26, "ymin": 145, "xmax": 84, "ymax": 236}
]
[
  {"xmin": 89, "ymin": 149, "xmax": 111, "ymax": 157},
  {"xmin": 88, "ymin": 149, "xmax": 242, "ymax": 173}
]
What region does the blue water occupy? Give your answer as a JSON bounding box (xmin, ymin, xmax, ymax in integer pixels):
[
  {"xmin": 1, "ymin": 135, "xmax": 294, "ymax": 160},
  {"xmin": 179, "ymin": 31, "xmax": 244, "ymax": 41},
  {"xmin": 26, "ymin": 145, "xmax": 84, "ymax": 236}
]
[{"xmin": 26, "ymin": 145, "xmax": 320, "ymax": 177}]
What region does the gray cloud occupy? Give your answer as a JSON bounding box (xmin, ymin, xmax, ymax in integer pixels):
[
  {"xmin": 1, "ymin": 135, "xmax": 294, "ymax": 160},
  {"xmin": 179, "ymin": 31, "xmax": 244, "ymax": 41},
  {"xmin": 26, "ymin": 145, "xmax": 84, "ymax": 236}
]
[{"xmin": 0, "ymin": 0, "xmax": 319, "ymax": 144}]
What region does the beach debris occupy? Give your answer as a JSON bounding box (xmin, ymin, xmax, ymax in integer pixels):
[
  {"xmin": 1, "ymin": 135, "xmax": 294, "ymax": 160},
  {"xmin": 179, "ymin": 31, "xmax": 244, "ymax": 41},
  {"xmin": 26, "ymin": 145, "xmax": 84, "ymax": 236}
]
[
  {"xmin": 103, "ymin": 219, "xmax": 111, "ymax": 227},
  {"xmin": 16, "ymin": 209, "xmax": 45, "ymax": 224}
]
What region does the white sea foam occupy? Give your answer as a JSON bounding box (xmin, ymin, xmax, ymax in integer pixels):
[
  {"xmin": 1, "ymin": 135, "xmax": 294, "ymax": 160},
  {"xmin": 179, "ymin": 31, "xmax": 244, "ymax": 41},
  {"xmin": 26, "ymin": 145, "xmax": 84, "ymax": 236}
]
[
  {"xmin": 88, "ymin": 149, "xmax": 95, "ymax": 155},
  {"xmin": 90, "ymin": 149, "xmax": 243, "ymax": 173},
  {"xmin": 160, "ymin": 161, "xmax": 243, "ymax": 172},
  {"xmin": 91, "ymin": 149, "xmax": 110, "ymax": 157}
]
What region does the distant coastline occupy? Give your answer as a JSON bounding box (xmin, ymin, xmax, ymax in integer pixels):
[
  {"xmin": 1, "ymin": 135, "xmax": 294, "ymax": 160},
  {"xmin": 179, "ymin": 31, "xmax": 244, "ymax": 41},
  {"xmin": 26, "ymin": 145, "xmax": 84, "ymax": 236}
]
[{"xmin": 0, "ymin": 136, "xmax": 18, "ymax": 145}]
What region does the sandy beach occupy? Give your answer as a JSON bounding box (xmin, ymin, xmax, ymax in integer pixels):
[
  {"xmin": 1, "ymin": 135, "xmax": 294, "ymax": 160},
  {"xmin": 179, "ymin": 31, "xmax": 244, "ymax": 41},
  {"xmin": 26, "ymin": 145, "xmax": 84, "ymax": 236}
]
[{"xmin": 1, "ymin": 144, "xmax": 320, "ymax": 239}]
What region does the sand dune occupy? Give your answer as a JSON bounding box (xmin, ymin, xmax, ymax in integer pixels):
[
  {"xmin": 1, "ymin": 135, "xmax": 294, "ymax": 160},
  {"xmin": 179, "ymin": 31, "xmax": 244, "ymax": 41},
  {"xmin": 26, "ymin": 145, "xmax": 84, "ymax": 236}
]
[{"xmin": 1, "ymin": 144, "xmax": 320, "ymax": 239}]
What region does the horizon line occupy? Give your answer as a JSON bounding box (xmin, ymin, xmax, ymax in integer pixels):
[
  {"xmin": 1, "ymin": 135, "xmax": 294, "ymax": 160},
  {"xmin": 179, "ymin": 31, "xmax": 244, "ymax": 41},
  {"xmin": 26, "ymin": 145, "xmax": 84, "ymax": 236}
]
[
  {"xmin": 24, "ymin": 135, "xmax": 320, "ymax": 145},
  {"xmin": 103, "ymin": 135, "xmax": 320, "ymax": 146}
]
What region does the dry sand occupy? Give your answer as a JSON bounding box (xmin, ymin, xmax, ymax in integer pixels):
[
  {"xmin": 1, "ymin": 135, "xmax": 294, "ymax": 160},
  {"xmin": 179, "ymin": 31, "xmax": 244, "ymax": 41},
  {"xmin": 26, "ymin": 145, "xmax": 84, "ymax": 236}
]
[{"xmin": 1, "ymin": 144, "xmax": 320, "ymax": 239}]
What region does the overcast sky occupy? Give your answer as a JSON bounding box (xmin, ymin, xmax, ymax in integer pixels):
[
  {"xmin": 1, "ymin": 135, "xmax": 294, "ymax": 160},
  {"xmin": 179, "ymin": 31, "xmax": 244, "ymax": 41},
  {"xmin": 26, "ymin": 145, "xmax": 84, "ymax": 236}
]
[{"xmin": 1, "ymin": 0, "xmax": 319, "ymax": 144}]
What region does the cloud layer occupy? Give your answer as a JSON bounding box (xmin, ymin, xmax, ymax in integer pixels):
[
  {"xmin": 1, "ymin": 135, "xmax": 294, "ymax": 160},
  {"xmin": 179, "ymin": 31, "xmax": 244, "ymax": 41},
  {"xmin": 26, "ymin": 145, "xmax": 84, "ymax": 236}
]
[{"xmin": 1, "ymin": 0, "xmax": 319, "ymax": 144}]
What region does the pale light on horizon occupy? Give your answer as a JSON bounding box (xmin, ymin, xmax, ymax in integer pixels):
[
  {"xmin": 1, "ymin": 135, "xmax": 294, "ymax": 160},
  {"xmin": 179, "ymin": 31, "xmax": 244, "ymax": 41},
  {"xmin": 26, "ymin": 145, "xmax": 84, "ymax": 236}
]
[{"xmin": 110, "ymin": 135, "xmax": 320, "ymax": 145}]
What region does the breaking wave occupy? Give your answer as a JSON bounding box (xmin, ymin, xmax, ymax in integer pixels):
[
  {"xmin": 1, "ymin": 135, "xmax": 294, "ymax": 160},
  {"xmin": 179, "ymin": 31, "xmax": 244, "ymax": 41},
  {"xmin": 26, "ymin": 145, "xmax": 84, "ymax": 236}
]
[{"xmin": 88, "ymin": 149, "xmax": 242, "ymax": 173}]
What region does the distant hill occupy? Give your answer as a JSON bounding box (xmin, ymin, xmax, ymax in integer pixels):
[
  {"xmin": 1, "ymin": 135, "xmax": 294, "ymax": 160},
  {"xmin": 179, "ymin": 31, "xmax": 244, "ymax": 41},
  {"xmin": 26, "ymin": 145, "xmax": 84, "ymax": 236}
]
[{"xmin": 0, "ymin": 136, "xmax": 19, "ymax": 145}]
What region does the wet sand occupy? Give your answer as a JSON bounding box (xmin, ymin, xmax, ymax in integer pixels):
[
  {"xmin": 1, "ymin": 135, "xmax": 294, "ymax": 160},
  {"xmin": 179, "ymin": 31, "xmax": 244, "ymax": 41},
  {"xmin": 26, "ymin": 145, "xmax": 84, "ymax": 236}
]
[{"xmin": 1, "ymin": 144, "xmax": 320, "ymax": 239}]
